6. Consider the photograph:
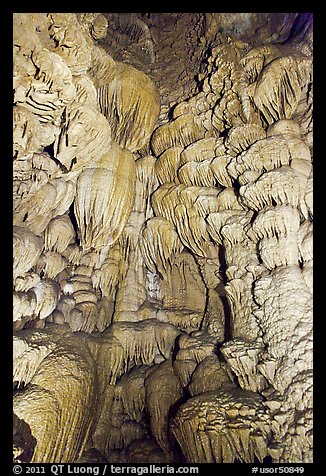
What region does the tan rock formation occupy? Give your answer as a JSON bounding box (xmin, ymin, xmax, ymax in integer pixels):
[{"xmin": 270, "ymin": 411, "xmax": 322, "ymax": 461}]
[{"xmin": 12, "ymin": 12, "xmax": 313, "ymax": 464}]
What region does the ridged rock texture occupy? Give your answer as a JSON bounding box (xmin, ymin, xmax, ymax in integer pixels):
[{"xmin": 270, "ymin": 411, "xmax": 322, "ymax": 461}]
[{"xmin": 13, "ymin": 13, "xmax": 313, "ymax": 464}]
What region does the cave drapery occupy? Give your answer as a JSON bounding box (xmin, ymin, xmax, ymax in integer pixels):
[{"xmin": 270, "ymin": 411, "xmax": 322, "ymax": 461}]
[{"xmin": 13, "ymin": 12, "xmax": 313, "ymax": 464}]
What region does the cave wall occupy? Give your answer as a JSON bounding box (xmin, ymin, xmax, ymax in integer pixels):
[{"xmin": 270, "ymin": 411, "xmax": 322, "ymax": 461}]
[{"xmin": 13, "ymin": 12, "xmax": 313, "ymax": 464}]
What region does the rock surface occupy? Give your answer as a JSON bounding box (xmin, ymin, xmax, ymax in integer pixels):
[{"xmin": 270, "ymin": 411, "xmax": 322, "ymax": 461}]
[{"xmin": 13, "ymin": 12, "xmax": 313, "ymax": 463}]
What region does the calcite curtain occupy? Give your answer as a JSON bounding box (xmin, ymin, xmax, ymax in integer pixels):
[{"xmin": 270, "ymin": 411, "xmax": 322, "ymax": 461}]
[{"xmin": 13, "ymin": 13, "xmax": 313, "ymax": 464}]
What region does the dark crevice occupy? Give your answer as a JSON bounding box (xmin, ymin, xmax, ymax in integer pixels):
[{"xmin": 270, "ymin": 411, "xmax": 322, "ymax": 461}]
[
  {"xmin": 68, "ymin": 204, "xmax": 80, "ymax": 246},
  {"xmin": 218, "ymin": 245, "xmax": 233, "ymax": 342},
  {"xmin": 43, "ymin": 142, "xmax": 55, "ymax": 157},
  {"xmin": 232, "ymin": 178, "xmax": 242, "ymax": 195},
  {"xmin": 43, "ymin": 142, "xmax": 69, "ymax": 173},
  {"xmin": 13, "ymin": 380, "xmax": 26, "ymax": 392},
  {"xmin": 171, "ymin": 333, "xmax": 182, "ymax": 362},
  {"xmin": 284, "ymin": 13, "xmax": 313, "ymax": 44},
  {"xmin": 13, "ymin": 413, "xmax": 36, "ymax": 463}
]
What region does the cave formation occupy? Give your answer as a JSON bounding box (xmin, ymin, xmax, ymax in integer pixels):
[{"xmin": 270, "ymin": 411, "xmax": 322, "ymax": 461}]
[{"xmin": 13, "ymin": 12, "xmax": 313, "ymax": 464}]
